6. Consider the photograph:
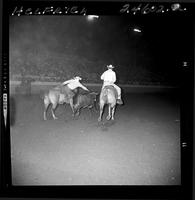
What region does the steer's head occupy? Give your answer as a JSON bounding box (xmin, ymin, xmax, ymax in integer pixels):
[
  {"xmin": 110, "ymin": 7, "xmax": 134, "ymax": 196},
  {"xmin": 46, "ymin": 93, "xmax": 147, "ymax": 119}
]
[
  {"xmin": 89, "ymin": 92, "xmax": 99, "ymax": 101},
  {"xmin": 89, "ymin": 92, "xmax": 99, "ymax": 111}
]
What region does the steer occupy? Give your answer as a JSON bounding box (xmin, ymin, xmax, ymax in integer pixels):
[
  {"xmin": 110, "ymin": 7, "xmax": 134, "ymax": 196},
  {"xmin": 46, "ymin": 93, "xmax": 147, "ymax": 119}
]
[{"xmin": 73, "ymin": 91, "xmax": 99, "ymax": 116}]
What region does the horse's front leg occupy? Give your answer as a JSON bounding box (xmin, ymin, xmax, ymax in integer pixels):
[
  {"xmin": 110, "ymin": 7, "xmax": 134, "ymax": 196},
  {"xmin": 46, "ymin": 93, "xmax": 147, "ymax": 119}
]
[
  {"xmin": 106, "ymin": 105, "xmax": 111, "ymax": 120},
  {"xmin": 69, "ymin": 98, "xmax": 75, "ymax": 117},
  {"xmin": 43, "ymin": 97, "xmax": 50, "ymax": 120}
]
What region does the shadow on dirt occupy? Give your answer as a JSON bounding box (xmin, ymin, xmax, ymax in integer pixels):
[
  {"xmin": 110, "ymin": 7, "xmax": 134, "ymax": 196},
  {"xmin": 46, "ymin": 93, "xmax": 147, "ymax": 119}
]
[{"xmin": 96, "ymin": 120, "xmax": 116, "ymax": 132}]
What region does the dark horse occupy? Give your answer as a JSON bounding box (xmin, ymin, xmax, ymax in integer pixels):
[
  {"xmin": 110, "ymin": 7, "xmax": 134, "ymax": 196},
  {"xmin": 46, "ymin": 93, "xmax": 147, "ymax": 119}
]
[
  {"xmin": 43, "ymin": 84, "xmax": 78, "ymax": 120},
  {"xmin": 98, "ymin": 85, "xmax": 118, "ymax": 121}
]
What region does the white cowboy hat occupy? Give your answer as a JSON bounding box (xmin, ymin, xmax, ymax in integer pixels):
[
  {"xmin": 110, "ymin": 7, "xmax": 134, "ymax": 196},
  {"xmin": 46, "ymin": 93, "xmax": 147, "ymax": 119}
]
[
  {"xmin": 74, "ymin": 76, "xmax": 82, "ymax": 81},
  {"xmin": 107, "ymin": 64, "xmax": 114, "ymax": 69}
]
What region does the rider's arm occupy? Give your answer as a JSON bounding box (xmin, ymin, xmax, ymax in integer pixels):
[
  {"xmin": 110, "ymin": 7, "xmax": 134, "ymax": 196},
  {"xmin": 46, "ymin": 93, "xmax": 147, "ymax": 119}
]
[
  {"xmin": 77, "ymin": 82, "xmax": 89, "ymax": 91},
  {"xmin": 100, "ymin": 72, "xmax": 105, "ymax": 80},
  {"xmin": 62, "ymin": 79, "xmax": 72, "ymax": 85}
]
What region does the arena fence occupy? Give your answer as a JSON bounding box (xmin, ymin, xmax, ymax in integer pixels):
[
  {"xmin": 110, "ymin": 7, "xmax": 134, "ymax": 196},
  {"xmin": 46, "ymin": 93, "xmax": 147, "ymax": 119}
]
[{"xmin": 10, "ymin": 81, "xmax": 178, "ymax": 95}]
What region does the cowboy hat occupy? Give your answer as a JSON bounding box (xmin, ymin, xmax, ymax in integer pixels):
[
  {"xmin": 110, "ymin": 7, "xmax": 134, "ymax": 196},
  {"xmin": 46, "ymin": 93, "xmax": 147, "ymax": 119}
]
[
  {"xmin": 74, "ymin": 76, "xmax": 82, "ymax": 81},
  {"xmin": 107, "ymin": 64, "xmax": 114, "ymax": 69}
]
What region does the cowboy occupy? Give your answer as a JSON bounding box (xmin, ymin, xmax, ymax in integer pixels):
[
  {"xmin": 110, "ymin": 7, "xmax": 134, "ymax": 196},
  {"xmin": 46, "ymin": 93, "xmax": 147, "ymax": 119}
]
[
  {"xmin": 62, "ymin": 76, "xmax": 89, "ymax": 91},
  {"xmin": 100, "ymin": 64, "xmax": 123, "ymax": 105}
]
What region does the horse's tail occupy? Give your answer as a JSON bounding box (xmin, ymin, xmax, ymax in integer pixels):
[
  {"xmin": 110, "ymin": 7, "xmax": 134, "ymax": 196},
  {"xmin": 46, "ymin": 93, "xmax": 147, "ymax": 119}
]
[
  {"xmin": 103, "ymin": 85, "xmax": 117, "ymax": 99},
  {"xmin": 100, "ymin": 87, "xmax": 108, "ymax": 100},
  {"xmin": 103, "ymin": 88, "xmax": 108, "ymax": 97}
]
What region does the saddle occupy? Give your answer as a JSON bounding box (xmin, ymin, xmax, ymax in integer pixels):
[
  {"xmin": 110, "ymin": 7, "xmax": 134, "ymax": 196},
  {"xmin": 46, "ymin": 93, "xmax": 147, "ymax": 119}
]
[{"xmin": 53, "ymin": 84, "xmax": 78, "ymax": 102}]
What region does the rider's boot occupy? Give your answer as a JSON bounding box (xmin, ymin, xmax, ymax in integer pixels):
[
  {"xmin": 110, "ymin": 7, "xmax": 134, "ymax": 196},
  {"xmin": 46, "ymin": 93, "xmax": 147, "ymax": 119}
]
[{"xmin": 117, "ymin": 95, "xmax": 123, "ymax": 105}]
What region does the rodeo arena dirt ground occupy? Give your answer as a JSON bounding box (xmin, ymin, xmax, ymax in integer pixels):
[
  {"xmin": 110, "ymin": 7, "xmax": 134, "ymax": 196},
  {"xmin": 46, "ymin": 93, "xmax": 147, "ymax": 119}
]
[{"xmin": 9, "ymin": 81, "xmax": 180, "ymax": 185}]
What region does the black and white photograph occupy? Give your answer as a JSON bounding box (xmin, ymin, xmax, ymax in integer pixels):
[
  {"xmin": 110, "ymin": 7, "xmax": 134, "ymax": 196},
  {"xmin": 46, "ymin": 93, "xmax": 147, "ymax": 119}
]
[{"xmin": 2, "ymin": 1, "xmax": 193, "ymax": 191}]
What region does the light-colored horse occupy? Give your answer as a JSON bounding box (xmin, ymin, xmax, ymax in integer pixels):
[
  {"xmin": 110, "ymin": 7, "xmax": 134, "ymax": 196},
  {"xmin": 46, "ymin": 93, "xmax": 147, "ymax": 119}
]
[
  {"xmin": 43, "ymin": 84, "xmax": 78, "ymax": 120},
  {"xmin": 98, "ymin": 85, "xmax": 118, "ymax": 121}
]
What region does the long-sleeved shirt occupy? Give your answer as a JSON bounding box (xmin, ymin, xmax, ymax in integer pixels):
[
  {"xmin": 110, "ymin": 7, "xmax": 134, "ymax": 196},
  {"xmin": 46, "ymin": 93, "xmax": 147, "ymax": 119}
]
[
  {"xmin": 62, "ymin": 79, "xmax": 89, "ymax": 91},
  {"xmin": 100, "ymin": 69, "xmax": 116, "ymax": 85}
]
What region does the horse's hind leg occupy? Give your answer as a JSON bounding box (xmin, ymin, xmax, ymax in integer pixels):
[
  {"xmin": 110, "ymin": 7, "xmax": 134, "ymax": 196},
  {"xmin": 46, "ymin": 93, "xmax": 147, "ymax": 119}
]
[
  {"xmin": 51, "ymin": 102, "xmax": 58, "ymax": 120},
  {"xmin": 106, "ymin": 105, "xmax": 111, "ymax": 120},
  {"xmin": 111, "ymin": 106, "xmax": 116, "ymax": 120},
  {"xmin": 98, "ymin": 103, "xmax": 104, "ymax": 122}
]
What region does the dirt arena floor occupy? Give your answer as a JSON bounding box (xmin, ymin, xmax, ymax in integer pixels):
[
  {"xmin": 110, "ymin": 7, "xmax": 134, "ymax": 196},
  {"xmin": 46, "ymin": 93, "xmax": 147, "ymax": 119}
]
[{"xmin": 10, "ymin": 87, "xmax": 180, "ymax": 185}]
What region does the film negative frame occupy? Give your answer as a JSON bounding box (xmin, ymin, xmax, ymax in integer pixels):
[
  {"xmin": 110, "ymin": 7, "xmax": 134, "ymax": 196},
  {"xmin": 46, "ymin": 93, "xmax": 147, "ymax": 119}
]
[{"xmin": 1, "ymin": 0, "xmax": 194, "ymax": 199}]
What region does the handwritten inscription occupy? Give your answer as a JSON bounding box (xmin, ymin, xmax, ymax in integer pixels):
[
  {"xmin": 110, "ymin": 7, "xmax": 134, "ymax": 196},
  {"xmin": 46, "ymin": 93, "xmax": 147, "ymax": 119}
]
[
  {"xmin": 120, "ymin": 3, "xmax": 186, "ymax": 15},
  {"xmin": 11, "ymin": 6, "xmax": 87, "ymax": 16},
  {"xmin": 10, "ymin": 3, "xmax": 187, "ymax": 16}
]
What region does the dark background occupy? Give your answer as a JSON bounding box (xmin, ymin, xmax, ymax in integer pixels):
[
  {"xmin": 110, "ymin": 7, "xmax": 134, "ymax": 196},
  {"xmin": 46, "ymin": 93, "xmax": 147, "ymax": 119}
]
[{"xmin": 9, "ymin": 13, "xmax": 193, "ymax": 85}]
